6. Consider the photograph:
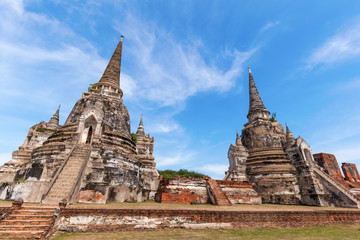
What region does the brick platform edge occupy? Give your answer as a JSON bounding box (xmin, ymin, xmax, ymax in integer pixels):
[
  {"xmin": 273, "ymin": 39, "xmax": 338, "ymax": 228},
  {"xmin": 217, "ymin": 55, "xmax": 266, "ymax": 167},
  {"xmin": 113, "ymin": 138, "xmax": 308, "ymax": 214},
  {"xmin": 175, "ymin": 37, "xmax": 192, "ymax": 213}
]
[{"xmin": 56, "ymin": 208, "xmax": 360, "ymax": 232}]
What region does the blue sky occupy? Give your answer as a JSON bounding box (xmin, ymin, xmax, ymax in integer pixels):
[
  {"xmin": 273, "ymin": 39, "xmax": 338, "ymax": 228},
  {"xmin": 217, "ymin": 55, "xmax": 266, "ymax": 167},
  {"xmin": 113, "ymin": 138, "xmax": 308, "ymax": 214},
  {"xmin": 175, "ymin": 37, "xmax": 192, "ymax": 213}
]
[{"xmin": 1, "ymin": 0, "xmax": 360, "ymax": 179}]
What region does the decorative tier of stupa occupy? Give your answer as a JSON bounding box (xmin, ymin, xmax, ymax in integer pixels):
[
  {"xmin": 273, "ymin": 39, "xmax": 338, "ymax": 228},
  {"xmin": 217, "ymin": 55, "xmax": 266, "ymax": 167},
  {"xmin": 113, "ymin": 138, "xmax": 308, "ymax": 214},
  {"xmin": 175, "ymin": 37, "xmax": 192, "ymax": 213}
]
[
  {"xmin": 0, "ymin": 37, "xmax": 159, "ymax": 204},
  {"xmin": 225, "ymin": 67, "xmax": 360, "ymax": 208}
]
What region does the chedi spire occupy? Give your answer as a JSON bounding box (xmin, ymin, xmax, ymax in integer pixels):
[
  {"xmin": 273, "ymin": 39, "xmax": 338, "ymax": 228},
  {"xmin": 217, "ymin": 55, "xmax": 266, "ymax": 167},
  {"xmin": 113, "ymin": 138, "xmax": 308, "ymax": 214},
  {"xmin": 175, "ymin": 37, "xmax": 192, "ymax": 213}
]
[
  {"xmin": 236, "ymin": 130, "xmax": 242, "ymax": 146},
  {"xmin": 285, "ymin": 123, "xmax": 296, "ymax": 146},
  {"xmin": 136, "ymin": 115, "xmax": 145, "ymax": 136},
  {"xmin": 47, "ymin": 105, "xmax": 60, "ymax": 129},
  {"xmin": 247, "ymin": 67, "xmax": 270, "ymax": 122},
  {"xmin": 91, "ymin": 36, "xmax": 124, "ymax": 98}
]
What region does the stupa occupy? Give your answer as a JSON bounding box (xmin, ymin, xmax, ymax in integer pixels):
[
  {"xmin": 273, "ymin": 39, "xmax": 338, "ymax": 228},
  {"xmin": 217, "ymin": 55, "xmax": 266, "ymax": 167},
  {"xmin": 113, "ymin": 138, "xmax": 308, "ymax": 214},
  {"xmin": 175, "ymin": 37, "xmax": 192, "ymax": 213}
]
[{"xmin": 0, "ymin": 37, "xmax": 159, "ymax": 204}]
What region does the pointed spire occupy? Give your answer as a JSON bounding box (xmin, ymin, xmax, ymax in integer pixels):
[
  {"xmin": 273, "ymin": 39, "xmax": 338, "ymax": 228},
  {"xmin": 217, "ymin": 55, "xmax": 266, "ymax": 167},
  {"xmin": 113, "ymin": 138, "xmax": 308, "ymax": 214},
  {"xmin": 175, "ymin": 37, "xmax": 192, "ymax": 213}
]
[
  {"xmin": 285, "ymin": 123, "xmax": 295, "ymax": 146},
  {"xmin": 136, "ymin": 114, "xmax": 145, "ymax": 136},
  {"xmin": 99, "ymin": 36, "xmax": 123, "ymax": 88},
  {"xmin": 91, "ymin": 36, "xmax": 124, "ymax": 98},
  {"xmin": 47, "ymin": 105, "xmax": 60, "ymax": 129},
  {"xmin": 247, "ymin": 67, "xmax": 270, "ymax": 122},
  {"xmin": 235, "ymin": 130, "xmax": 242, "ymax": 146}
]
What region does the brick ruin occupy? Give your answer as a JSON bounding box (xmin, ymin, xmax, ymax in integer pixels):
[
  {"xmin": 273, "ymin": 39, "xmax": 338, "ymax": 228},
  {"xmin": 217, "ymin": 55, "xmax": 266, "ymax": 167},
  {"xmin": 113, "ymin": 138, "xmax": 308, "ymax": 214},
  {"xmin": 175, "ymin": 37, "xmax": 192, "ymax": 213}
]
[
  {"xmin": 312, "ymin": 154, "xmax": 360, "ymax": 197},
  {"xmin": 342, "ymin": 163, "xmax": 360, "ymax": 182},
  {"xmin": 155, "ymin": 177, "xmax": 261, "ymax": 205},
  {"xmin": 313, "ymin": 153, "xmax": 343, "ymax": 181},
  {"xmin": 0, "ymin": 37, "xmax": 159, "ymax": 204}
]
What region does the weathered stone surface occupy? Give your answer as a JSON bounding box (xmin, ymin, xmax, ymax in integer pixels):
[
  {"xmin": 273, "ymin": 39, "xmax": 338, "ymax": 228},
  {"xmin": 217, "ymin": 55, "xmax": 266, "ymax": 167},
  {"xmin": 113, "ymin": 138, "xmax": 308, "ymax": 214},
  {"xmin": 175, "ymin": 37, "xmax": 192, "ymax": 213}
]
[
  {"xmin": 313, "ymin": 153, "xmax": 343, "ymax": 181},
  {"xmin": 224, "ymin": 132, "xmax": 248, "ymax": 181},
  {"xmin": 156, "ymin": 177, "xmax": 260, "ymax": 205},
  {"xmin": 227, "ymin": 69, "xmax": 301, "ymax": 204},
  {"xmin": 216, "ymin": 180, "xmax": 261, "ymax": 204},
  {"xmin": 285, "ymin": 136, "xmax": 325, "ymax": 206},
  {"xmin": 10, "ymin": 181, "xmax": 49, "ymax": 203},
  {"xmin": 156, "ymin": 177, "xmax": 210, "ymax": 204},
  {"xmin": 57, "ymin": 208, "xmax": 360, "ymax": 232},
  {"xmin": 0, "ymin": 38, "xmax": 159, "ymax": 204},
  {"xmin": 342, "ymin": 163, "xmax": 360, "ymax": 182}
]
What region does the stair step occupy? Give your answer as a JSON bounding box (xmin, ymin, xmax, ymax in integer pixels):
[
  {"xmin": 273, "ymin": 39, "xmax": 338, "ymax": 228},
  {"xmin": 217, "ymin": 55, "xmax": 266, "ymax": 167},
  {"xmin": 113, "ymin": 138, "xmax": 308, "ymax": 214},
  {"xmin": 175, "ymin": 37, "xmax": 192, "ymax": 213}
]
[
  {"xmin": 0, "ymin": 231, "xmax": 44, "ymax": 239},
  {"xmin": 207, "ymin": 180, "xmax": 232, "ymax": 206},
  {"xmin": 1, "ymin": 220, "xmax": 51, "ymax": 225},
  {"xmin": 43, "ymin": 145, "xmax": 90, "ymax": 203},
  {"xmin": 0, "ymin": 225, "xmax": 50, "ymax": 231},
  {"xmin": 7, "ymin": 215, "xmax": 53, "ymax": 221},
  {"xmin": 12, "ymin": 210, "xmax": 54, "ymax": 216}
]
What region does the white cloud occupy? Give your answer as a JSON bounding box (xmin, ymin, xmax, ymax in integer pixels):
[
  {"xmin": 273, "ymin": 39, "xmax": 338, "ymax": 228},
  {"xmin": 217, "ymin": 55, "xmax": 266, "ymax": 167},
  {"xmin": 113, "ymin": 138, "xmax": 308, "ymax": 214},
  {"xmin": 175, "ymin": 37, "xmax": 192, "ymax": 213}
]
[
  {"xmin": 197, "ymin": 164, "xmax": 228, "ymax": 179},
  {"xmin": 115, "ymin": 14, "xmax": 255, "ymax": 107},
  {"xmin": 156, "ymin": 152, "xmax": 195, "ymax": 167},
  {"xmin": 307, "ymin": 17, "xmax": 360, "ymax": 68},
  {"xmin": 0, "ymin": 153, "xmax": 12, "ymax": 165},
  {"xmin": 120, "ymin": 73, "xmax": 137, "ymax": 98},
  {"xmin": 261, "ymin": 21, "xmax": 280, "ymax": 32},
  {"xmin": 332, "ymin": 147, "xmax": 360, "ymax": 164}
]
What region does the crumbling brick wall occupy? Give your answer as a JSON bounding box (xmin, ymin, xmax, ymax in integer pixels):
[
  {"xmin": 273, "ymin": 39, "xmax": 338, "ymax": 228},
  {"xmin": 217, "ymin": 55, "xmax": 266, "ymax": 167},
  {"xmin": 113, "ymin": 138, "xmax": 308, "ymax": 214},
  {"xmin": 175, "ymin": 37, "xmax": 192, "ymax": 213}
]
[
  {"xmin": 155, "ymin": 177, "xmax": 210, "ymax": 204},
  {"xmin": 342, "ymin": 163, "xmax": 360, "ymax": 182},
  {"xmin": 57, "ymin": 208, "xmax": 360, "ymax": 232},
  {"xmin": 313, "ymin": 153, "xmax": 343, "ymax": 181},
  {"xmin": 216, "ymin": 180, "xmax": 261, "ymax": 204}
]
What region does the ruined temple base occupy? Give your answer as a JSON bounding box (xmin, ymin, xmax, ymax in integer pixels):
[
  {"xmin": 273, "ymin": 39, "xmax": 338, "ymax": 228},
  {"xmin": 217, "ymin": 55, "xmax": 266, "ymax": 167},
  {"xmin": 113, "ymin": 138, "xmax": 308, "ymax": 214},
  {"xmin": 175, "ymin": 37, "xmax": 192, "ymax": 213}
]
[{"xmin": 155, "ymin": 177, "xmax": 261, "ymax": 205}]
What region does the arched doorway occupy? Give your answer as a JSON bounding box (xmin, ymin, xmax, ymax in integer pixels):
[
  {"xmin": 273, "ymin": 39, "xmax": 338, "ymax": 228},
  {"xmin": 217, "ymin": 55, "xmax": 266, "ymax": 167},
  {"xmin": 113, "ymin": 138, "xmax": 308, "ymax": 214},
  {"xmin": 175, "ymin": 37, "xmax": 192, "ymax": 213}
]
[
  {"xmin": 85, "ymin": 126, "xmax": 93, "ymax": 144},
  {"xmin": 79, "ymin": 115, "xmax": 97, "ymax": 145},
  {"xmin": 304, "ymin": 149, "xmax": 314, "ymax": 166}
]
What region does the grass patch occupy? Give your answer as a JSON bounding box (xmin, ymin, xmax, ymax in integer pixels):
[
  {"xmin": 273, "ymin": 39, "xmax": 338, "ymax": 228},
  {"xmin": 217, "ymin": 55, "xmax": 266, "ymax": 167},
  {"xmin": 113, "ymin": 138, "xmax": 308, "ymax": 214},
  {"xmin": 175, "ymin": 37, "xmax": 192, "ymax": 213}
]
[{"xmin": 51, "ymin": 224, "xmax": 360, "ymax": 240}]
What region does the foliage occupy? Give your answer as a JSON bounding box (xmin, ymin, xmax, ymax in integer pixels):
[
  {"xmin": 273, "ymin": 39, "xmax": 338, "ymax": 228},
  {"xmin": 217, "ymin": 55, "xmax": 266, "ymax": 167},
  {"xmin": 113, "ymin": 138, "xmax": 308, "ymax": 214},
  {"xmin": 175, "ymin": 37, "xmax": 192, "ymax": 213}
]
[
  {"xmin": 36, "ymin": 128, "xmax": 56, "ymax": 133},
  {"xmin": 17, "ymin": 178, "xmax": 25, "ymax": 183},
  {"xmin": 158, "ymin": 169, "xmax": 208, "ymax": 179},
  {"xmin": 88, "ymin": 84, "xmax": 94, "ymax": 92},
  {"xmin": 270, "ymin": 112, "xmax": 277, "ymax": 122},
  {"xmin": 131, "ymin": 133, "xmax": 137, "ymax": 143}
]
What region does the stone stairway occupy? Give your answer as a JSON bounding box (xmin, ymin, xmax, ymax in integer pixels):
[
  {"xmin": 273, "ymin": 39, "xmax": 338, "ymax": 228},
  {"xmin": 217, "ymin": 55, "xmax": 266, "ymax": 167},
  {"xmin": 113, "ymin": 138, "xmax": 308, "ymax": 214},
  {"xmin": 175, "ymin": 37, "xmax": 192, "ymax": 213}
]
[
  {"xmin": 0, "ymin": 206, "xmax": 57, "ymax": 239},
  {"xmin": 206, "ymin": 179, "xmax": 232, "ymax": 206},
  {"xmin": 42, "ymin": 144, "xmax": 90, "ymax": 204},
  {"xmin": 314, "ymin": 168, "xmax": 360, "ymax": 207}
]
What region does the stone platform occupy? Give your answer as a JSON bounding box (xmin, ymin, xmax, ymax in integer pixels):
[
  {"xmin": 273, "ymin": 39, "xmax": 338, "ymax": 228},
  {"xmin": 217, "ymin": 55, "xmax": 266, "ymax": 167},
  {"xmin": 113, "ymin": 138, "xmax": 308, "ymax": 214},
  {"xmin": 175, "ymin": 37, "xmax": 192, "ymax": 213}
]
[{"xmin": 0, "ymin": 201, "xmax": 359, "ymax": 238}]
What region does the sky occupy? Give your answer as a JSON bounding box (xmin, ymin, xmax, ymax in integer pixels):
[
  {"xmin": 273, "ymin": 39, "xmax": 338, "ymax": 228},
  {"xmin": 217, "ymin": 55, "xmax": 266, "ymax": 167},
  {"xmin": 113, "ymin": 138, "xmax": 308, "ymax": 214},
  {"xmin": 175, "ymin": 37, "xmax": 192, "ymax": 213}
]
[{"xmin": 1, "ymin": 0, "xmax": 360, "ymax": 179}]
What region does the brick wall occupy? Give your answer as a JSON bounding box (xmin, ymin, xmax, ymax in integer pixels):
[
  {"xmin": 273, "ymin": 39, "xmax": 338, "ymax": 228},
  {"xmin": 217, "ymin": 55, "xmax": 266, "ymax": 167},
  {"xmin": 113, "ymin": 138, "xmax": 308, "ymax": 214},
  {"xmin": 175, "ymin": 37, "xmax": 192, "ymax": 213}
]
[
  {"xmin": 216, "ymin": 180, "xmax": 261, "ymax": 204},
  {"xmin": 342, "ymin": 163, "xmax": 360, "ymax": 182},
  {"xmin": 57, "ymin": 208, "xmax": 360, "ymax": 232},
  {"xmin": 216, "ymin": 180, "xmax": 253, "ymax": 188},
  {"xmin": 313, "ymin": 153, "xmax": 343, "ymax": 181},
  {"xmin": 155, "ymin": 177, "xmax": 210, "ymax": 204},
  {"xmin": 0, "ymin": 207, "xmax": 11, "ymax": 216},
  {"xmin": 155, "ymin": 177, "xmax": 262, "ymax": 205}
]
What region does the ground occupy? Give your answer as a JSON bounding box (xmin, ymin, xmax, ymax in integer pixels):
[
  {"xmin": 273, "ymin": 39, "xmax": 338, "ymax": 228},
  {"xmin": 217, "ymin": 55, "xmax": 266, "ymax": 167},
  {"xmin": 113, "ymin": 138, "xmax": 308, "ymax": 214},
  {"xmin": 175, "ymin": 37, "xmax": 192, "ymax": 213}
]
[
  {"xmin": 1, "ymin": 201, "xmax": 360, "ymax": 239},
  {"xmin": 1, "ymin": 200, "xmax": 359, "ymax": 211},
  {"xmin": 51, "ymin": 224, "xmax": 360, "ymax": 240}
]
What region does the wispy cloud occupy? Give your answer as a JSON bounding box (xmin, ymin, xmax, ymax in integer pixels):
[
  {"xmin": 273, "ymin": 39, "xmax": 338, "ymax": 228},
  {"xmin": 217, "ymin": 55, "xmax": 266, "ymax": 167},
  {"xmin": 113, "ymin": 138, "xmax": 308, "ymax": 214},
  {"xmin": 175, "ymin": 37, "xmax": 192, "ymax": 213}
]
[
  {"xmin": 156, "ymin": 151, "xmax": 195, "ymax": 167},
  {"xmin": 261, "ymin": 21, "xmax": 280, "ymax": 32},
  {"xmin": 114, "ymin": 14, "xmax": 255, "ymax": 107},
  {"xmin": 307, "ymin": 16, "xmax": 360, "ymax": 68}
]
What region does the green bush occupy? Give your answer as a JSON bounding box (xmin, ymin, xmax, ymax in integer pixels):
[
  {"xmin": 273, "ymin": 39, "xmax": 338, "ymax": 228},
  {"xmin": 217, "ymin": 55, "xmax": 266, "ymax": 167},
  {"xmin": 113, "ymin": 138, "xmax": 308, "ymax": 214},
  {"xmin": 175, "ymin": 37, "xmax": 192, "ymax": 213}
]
[
  {"xmin": 88, "ymin": 84, "xmax": 94, "ymax": 92},
  {"xmin": 158, "ymin": 169, "xmax": 207, "ymax": 179},
  {"xmin": 270, "ymin": 112, "xmax": 277, "ymax": 122},
  {"xmin": 131, "ymin": 133, "xmax": 137, "ymax": 143},
  {"xmin": 36, "ymin": 128, "xmax": 56, "ymax": 133}
]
